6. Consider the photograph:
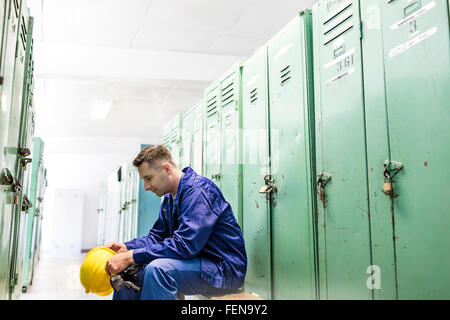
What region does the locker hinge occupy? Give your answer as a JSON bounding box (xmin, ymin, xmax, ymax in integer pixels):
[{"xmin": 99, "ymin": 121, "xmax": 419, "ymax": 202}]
[
  {"xmin": 360, "ymin": 21, "xmax": 363, "ymax": 39},
  {"xmin": 10, "ymin": 273, "xmax": 18, "ymax": 287},
  {"xmin": 317, "ymin": 172, "xmax": 332, "ymax": 207}
]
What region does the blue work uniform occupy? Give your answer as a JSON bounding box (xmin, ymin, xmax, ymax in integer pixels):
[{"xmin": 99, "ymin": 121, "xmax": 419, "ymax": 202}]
[{"xmin": 115, "ymin": 167, "xmax": 247, "ymax": 299}]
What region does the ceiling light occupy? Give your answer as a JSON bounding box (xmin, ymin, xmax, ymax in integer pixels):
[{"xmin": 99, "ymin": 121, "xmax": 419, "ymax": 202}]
[{"xmin": 91, "ymin": 100, "xmax": 112, "ymax": 119}]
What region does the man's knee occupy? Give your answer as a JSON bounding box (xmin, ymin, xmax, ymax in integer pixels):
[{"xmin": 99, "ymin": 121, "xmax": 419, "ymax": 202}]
[{"xmin": 144, "ymin": 258, "xmax": 177, "ymax": 278}]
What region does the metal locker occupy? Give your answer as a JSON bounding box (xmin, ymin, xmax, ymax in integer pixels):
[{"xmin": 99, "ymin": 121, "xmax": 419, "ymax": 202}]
[
  {"xmin": 181, "ymin": 106, "xmax": 195, "ymax": 169},
  {"xmin": 96, "ymin": 185, "xmax": 107, "ymax": 247},
  {"xmin": 136, "ymin": 144, "xmax": 162, "ymax": 238},
  {"xmin": 21, "ymin": 137, "xmax": 44, "ymax": 293},
  {"xmin": 170, "ymin": 113, "xmax": 182, "ymax": 168},
  {"xmin": 267, "ymin": 11, "xmax": 317, "ymax": 300},
  {"xmin": 162, "ymin": 122, "xmax": 171, "ymax": 151},
  {"xmin": 360, "ymin": 0, "xmax": 397, "ymax": 300},
  {"xmin": 191, "ymin": 100, "xmax": 204, "ymax": 175},
  {"xmin": 313, "ymin": 0, "xmax": 373, "ymax": 300},
  {"xmin": 204, "ymin": 81, "xmax": 222, "ymax": 188},
  {"xmin": 219, "ymin": 62, "xmax": 243, "ymax": 227},
  {"xmin": 0, "ymin": 0, "xmax": 20, "ymax": 298},
  {"xmin": 8, "ymin": 3, "xmax": 34, "ymax": 299},
  {"xmin": 241, "ymin": 45, "xmax": 272, "ymax": 300},
  {"xmin": 375, "ymin": 0, "xmax": 450, "ymax": 299}
]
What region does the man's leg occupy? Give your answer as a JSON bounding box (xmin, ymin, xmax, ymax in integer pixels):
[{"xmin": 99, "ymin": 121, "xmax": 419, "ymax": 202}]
[{"xmin": 140, "ymin": 257, "xmax": 213, "ymax": 300}]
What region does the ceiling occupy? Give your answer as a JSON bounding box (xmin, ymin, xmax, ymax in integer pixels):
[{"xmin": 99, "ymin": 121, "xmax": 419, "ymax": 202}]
[{"xmin": 28, "ymin": 0, "xmax": 316, "ymax": 154}]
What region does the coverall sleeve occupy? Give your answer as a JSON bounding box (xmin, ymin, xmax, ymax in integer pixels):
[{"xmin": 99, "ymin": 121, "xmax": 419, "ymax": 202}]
[
  {"xmin": 131, "ymin": 188, "xmax": 220, "ymax": 264},
  {"xmin": 124, "ymin": 201, "xmax": 170, "ymax": 250}
]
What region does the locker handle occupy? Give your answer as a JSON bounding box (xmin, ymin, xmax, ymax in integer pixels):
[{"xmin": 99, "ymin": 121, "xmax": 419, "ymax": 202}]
[
  {"xmin": 317, "ymin": 173, "xmax": 332, "ymax": 205},
  {"xmin": 0, "ymin": 168, "xmax": 14, "ymax": 186},
  {"xmin": 211, "ymin": 173, "xmax": 221, "ymax": 181}
]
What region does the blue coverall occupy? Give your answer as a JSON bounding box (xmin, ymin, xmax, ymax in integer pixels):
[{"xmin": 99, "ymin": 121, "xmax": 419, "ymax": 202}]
[{"xmin": 113, "ymin": 167, "xmax": 247, "ymax": 300}]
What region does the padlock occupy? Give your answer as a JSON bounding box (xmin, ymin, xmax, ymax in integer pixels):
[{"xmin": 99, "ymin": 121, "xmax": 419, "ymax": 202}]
[
  {"xmin": 383, "ymin": 182, "xmax": 392, "ymax": 192},
  {"xmin": 259, "ymin": 185, "xmax": 269, "ymax": 194}
]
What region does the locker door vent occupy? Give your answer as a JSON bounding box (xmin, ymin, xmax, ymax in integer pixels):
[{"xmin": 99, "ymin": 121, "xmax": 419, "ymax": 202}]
[
  {"xmin": 323, "ymin": 1, "xmax": 354, "ymax": 46},
  {"xmin": 20, "ymin": 17, "xmax": 26, "ymax": 51},
  {"xmin": 221, "ymin": 81, "xmax": 235, "ymax": 108},
  {"xmin": 13, "ymin": 0, "xmax": 19, "ymax": 18},
  {"xmin": 206, "ymin": 94, "xmax": 218, "ymax": 117},
  {"xmin": 170, "ymin": 123, "xmax": 179, "ymax": 143},
  {"xmin": 280, "ymin": 65, "xmax": 292, "ymax": 86},
  {"xmin": 250, "ymin": 88, "xmax": 258, "ymax": 104}
]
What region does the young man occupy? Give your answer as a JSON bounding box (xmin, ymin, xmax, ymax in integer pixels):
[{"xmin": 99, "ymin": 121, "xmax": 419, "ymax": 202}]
[{"xmin": 105, "ymin": 144, "xmax": 247, "ymax": 300}]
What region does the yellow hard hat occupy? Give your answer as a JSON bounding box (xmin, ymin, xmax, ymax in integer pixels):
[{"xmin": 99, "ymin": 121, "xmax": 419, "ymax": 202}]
[{"xmin": 80, "ymin": 246, "xmax": 116, "ymax": 296}]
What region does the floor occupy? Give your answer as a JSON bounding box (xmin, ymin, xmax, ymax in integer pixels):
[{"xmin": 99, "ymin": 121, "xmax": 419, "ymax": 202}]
[{"xmin": 19, "ymin": 252, "xmax": 113, "ymax": 300}]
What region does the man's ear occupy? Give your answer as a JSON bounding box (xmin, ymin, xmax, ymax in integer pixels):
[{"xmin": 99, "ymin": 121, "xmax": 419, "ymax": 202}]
[{"xmin": 161, "ymin": 162, "xmax": 171, "ymax": 174}]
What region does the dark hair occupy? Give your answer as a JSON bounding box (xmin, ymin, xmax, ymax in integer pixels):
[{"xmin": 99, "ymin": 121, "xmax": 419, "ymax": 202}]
[{"xmin": 133, "ymin": 144, "xmax": 177, "ymax": 168}]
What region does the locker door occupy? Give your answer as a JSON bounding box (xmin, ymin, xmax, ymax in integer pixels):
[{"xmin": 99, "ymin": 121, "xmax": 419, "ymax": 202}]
[
  {"xmin": 1, "ymin": 0, "xmax": 20, "ymax": 171},
  {"xmin": 360, "ymin": 0, "xmax": 398, "ymax": 300},
  {"xmin": 181, "ymin": 108, "xmax": 194, "ymax": 169},
  {"xmin": 0, "ymin": 168, "xmax": 15, "ymax": 299},
  {"xmin": 170, "ymin": 114, "xmax": 182, "ymax": 168},
  {"xmin": 219, "ymin": 63, "xmax": 243, "ymax": 226},
  {"xmin": 268, "ymin": 12, "xmax": 316, "ymax": 300},
  {"xmin": 192, "ymin": 101, "xmax": 204, "ymax": 175},
  {"xmin": 242, "ymin": 46, "xmax": 272, "ymax": 299},
  {"xmin": 313, "ymin": 0, "xmax": 373, "ymax": 299},
  {"xmin": 204, "ymin": 83, "xmax": 221, "ymax": 188},
  {"xmin": 380, "ymin": 0, "xmax": 450, "ymax": 299}
]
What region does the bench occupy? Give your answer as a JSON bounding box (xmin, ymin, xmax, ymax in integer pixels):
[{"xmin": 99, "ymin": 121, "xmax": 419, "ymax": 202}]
[{"xmin": 182, "ymin": 290, "xmax": 264, "ymax": 300}]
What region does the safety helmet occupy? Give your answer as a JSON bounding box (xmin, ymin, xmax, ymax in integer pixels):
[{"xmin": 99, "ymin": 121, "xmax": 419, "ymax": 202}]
[{"xmin": 80, "ymin": 246, "xmax": 116, "ymax": 296}]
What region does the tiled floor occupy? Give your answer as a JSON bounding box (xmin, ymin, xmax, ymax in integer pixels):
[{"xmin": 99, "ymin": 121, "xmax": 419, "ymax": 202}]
[{"xmin": 19, "ymin": 252, "xmax": 113, "ymax": 300}]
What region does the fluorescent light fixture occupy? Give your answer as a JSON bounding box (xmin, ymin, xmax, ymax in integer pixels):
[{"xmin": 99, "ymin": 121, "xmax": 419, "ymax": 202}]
[{"xmin": 91, "ymin": 100, "xmax": 112, "ymax": 119}]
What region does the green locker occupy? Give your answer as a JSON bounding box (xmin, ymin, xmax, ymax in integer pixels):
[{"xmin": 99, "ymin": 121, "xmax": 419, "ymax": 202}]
[
  {"xmin": 21, "ymin": 137, "xmax": 44, "ymax": 293},
  {"xmin": 241, "ymin": 45, "xmax": 272, "ymax": 299},
  {"xmin": 191, "ymin": 100, "xmax": 204, "ymax": 175},
  {"xmin": 359, "ymin": 0, "xmax": 397, "ymax": 300},
  {"xmin": 204, "ymin": 81, "xmax": 221, "ymax": 187},
  {"xmin": 117, "ymin": 162, "xmax": 128, "ymax": 243},
  {"xmin": 28, "ymin": 167, "xmax": 45, "ymax": 290},
  {"xmin": 0, "ymin": 0, "xmax": 22, "ymax": 299},
  {"xmin": 313, "ymin": 0, "xmax": 373, "ymax": 300},
  {"xmin": 219, "ymin": 62, "xmax": 243, "ymax": 227},
  {"xmin": 267, "ymin": 11, "xmax": 317, "ymax": 300},
  {"xmin": 375, "ymin": 0, "xmax": 450, "ymax": 299},
  {"xmin": 162, "ymin": 122, "xmax": 171, "ymax": 152},
  {"xmin": 136, "ymin": 144, "xmax": 162, "ymax": 237},
  {"xmin": 96, "ymin": 184, "xmax": 107, "ymax": 246},
  {"xmin": 170, "ymin": 113, "xmax": 182, "ymax": 168},
  {"xmin": 115, "ymin": 145, "xmax": 162, "ymax": 243},
  {"xmin": 9, "ymin": 5, "xmax": 34, "ymax": 299},
  {"xmin": 181, "ymin": 106, "xmax": 194, "ymax": 169}
]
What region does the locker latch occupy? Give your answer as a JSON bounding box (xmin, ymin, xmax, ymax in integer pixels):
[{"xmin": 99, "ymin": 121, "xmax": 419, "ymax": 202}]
[
  {"xmin": 317, "ymin": 172, "xmax": 332, "ymax": 206},
  {"xmin": 211, "ymin": 173, "xmax": 221, "ymax": 181},
  {"xmin": 259, "ymin": 174, "xmax": 276, "ymax": 201},
  {"xmin": 22, "ymin": 196, "xmax": 32, "ymax": 212},
  {"xmin": 0, "ymin": 168, "xmax": 14, "ymax": 187},
  {"xmin": 382, "ymin": 160, "xmax": 404, "ymax": 198},
  {"xmin": 18, "ymin": 147, "xmax": 31, "ymax": 157}
]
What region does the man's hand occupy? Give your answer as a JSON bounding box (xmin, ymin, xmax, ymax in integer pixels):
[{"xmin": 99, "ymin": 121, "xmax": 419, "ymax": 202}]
[
  {"xmin": 105, "ymin": 250, "xmax": 135, "ymax": 276},
  {"xmin": 105, "ymin": 241, "xmax": 128, "ymax": 253}
]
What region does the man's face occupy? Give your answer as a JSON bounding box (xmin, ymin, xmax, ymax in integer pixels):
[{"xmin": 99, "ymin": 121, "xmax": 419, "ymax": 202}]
[{"xmin": 137, "ymin": 161, "xmax": 171, "ymax": 197}]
